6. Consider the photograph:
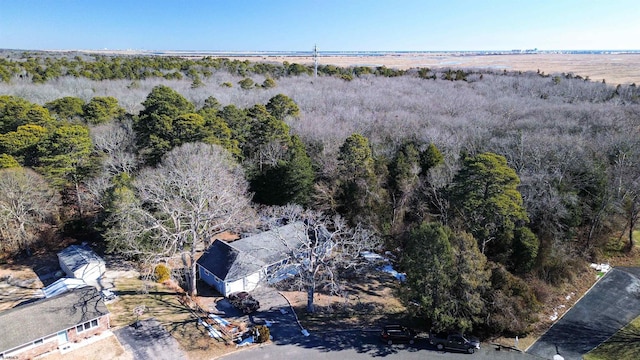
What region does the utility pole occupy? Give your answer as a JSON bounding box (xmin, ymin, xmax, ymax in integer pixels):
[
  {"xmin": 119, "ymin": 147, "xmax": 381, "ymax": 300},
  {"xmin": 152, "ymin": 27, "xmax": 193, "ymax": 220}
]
[{"xmin": 313, "ymin": 44, "xmax": 318, "ymax": 78}]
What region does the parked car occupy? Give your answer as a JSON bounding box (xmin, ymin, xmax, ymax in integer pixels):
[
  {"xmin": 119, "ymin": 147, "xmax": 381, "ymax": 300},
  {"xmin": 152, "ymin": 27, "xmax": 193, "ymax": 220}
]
[
  {"xmin": 380, "ymin": 324, "xmax": 417, "ymax": 345},
  {"xmin": 227, "ymin": 291, "xmax": 260, "ymax": 314},
  {"xmin": 429, "ymin": 331, "xmax": 480, "ymax": 354}
]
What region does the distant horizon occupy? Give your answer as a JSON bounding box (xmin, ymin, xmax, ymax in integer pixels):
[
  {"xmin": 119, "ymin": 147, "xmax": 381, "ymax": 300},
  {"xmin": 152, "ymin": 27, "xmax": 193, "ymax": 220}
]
[
  {"xmin": 6, "ymin": 48, "xmax": 640, "ymax": 54},
  {"xmin": 2, "ymin": 1, "xmax": 638, "ymax": 53}
]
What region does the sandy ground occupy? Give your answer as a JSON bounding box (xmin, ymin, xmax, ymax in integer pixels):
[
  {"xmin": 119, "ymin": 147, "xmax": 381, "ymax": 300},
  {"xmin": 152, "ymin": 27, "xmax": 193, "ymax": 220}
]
[{"xmin": 0, "ymin": 263, "xmax": 45, "ymax": 310}]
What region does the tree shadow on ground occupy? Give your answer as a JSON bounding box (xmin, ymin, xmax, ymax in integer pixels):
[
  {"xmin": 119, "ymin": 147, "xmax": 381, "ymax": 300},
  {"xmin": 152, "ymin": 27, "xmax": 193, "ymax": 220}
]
[{"xmin": 270, "ymin": 329, "xmax": 435, "ymax": 358}]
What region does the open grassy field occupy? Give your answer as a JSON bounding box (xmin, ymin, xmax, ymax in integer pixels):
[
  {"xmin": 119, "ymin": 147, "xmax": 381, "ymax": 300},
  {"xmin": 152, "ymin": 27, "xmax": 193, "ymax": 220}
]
[
  {"xmin": 78, "ymin": 48, "xmax": 640, "ymax": 85},
  {"xmin": 225, "ymin": 53, "xmax": 640, "ymax": 85}
]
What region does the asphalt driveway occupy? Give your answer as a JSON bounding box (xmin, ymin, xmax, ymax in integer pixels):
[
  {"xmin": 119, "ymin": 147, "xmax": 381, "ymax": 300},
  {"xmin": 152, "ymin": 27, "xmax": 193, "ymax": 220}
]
[
  {"xmin": 115, "ymin": 318, "xmax": 187, "ymax": 360},
  {"xmin": 527, "ymin": 267, "xmax": 640, "ymax": 360},
  {"xmin": 210, "ymin": 284, "xmax": 304, "ymax": 343}
]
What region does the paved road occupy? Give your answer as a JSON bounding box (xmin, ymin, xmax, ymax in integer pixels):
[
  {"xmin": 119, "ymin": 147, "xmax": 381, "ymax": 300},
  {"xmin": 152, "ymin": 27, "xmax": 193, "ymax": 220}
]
[
  {"xmin": 220, "ymin": 330, "xmax": 542, "ymax": 360},
  {"xmin": 527, "ymin": 267, "xmax": 640, "ymax": 360}
]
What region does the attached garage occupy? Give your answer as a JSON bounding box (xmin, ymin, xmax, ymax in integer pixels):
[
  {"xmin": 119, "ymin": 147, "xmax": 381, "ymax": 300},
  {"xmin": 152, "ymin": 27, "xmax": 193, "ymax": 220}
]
[
  {"xmin": 196, "ymin": 222, "xmax": 306, "ymax": 296},
  {"xmin": 57, "ymin": 245, "xmax": 106, "ymax": 282},
  {"xmin": 197, "ymin": 239, "xmax": 263, "ymax": 297}
]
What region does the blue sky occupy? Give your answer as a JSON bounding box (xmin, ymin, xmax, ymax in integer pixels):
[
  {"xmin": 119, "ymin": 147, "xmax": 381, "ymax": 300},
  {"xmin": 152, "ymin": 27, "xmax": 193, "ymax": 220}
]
[{"xmin": 1, "ymin": 0, "xmax": 638, "ymax": 51}]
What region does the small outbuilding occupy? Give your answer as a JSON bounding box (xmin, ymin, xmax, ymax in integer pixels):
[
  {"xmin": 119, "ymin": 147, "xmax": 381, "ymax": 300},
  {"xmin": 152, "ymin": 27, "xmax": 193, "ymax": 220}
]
[{"xmin": 57, "ymin": 245, "xmax": 106, "ymax": 282}]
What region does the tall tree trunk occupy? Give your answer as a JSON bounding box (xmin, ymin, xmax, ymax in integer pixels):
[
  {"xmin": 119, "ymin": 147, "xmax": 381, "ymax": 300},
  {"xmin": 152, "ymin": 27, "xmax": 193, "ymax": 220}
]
[
  {"xmin": 189, "ymin": 248, "xmax": 198, "ymax": 297},
  {"xmin": 181, "ymin": 251, "xmax": 198, "ymax": 297},
  {"xmin": 628, "ymin": 201, "xmax": 637, "ymax": 252},
  {"xmin": 629, "ymin": 221, "xmax": 635, "ymax": 252},
  {"xmin": 75, "ymin": 180, "xmax": 84, "ymax": 217},
  {"xmin": 306, "ymin": 283, "xmax": 315, "ymax": 313}
]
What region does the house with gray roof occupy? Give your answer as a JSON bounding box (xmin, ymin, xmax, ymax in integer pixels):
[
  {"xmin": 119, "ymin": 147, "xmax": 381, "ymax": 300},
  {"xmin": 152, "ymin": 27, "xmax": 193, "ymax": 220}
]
[
  {"xmin": 197, "ymin": 221, "xmax": 307, "ymax": 296},
  {"xmin": 0, "ymin": 286, "xmax": 110, "ymax": 360}
]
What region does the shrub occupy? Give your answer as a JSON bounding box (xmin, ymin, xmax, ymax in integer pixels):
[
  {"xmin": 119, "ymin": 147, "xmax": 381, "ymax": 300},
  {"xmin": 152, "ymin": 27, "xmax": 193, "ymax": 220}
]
[
  {"xmin": 254, "ymin": 325, "xmax": 270, "ymax": 343},
  {"xmin": 262, "ymin": 78, "xmax": 276, "ymax": 88},
  {"xmin": 238, "ymin": 77, "xmax": 254, "ymax": 90},
  {"xmin": 154, "ymin": 263, "xmax": 171, "ymax": 283}
]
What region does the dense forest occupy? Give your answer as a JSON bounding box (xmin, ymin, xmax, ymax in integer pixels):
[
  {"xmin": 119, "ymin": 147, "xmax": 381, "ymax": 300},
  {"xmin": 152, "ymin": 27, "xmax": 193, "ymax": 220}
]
[{"xmin": 1, "ymin": 51, "xmax": 639, "ymax": 337}]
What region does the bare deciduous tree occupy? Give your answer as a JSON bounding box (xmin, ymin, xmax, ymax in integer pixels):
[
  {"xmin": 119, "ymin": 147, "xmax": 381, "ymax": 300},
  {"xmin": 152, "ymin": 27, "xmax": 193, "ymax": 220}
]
[
  {"xmin": 90, "ymin": 119, "xmax": 139, "ymax": 176},
  {"xmin": 104, "ymin": 142, "xmax": 256, "ymax": 295},
  {"xmin": 0, "ymin": 168, "xmax": 60, "ymax": 254},
  {"xmin": 83, "ymin": 120, "xmax": 139, "ymax": 213},
  {"xmin": 260, "ymin": 205, "xmax": 379, "ymax": 313}
]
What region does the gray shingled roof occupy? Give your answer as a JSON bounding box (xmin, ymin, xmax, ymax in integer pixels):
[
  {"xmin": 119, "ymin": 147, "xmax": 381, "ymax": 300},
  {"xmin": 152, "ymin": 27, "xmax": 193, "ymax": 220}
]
[
  {"xmin": 197, "ymin": 222, "xmax": 307, "ymax": 281},
  {"xmin": 196, "ymin": 240, "xmax": 264, "ymax": 281},
  {"xmin": 0, "ymin": 286, "xmax": 109, "ymax": 353},
  {"xmin": 232, "ymin": 221, "xmax": 306, "ymax": 265}
]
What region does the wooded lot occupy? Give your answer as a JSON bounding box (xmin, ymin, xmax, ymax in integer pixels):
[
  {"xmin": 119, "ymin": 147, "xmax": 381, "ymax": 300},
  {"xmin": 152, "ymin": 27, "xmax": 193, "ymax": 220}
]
[{"xmin": 0, "ymin": 52, "xmax": 638, "ymax": 337}]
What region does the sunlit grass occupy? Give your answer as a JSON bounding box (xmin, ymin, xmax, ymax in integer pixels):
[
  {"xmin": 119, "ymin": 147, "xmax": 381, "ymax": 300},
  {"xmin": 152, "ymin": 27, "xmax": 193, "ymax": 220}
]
[
  {"xmin": 106, "ymin": 277, "xmax": 190, "ymax": 327},
  {"xmin": 106, "ymin": 278, "xmax": 231, "ymax": 359},
  {"xmin": 584, "ymin": 315, "xmax": 640, "ymax": 360}
]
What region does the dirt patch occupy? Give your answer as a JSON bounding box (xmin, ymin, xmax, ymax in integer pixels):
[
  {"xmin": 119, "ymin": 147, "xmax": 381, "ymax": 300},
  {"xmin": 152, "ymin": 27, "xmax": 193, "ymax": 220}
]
[
  {"xmin": 279, "ymin": 270, "xmax": 408, "ymax": 332},
  {"xmin": 43, "ymin": 333, "xmax": 133, "ymax": 360},
  {"xmin": 0, "ymin": 238, "xmax": 100, "ymax": 310},
  {"xmin": 0, "ymin": 264, "xmax": 45, "ymax": 311}
]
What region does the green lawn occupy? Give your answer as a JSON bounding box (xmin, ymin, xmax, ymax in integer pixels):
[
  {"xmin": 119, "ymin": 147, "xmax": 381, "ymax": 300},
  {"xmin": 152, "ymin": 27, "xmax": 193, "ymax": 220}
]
[{"xmin": 584, "ymin": 314, "xmax": 640, "ymax": 360}]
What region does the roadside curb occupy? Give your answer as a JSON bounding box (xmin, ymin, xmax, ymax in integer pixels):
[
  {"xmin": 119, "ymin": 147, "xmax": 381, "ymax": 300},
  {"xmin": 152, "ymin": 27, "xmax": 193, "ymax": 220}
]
[{"xmin": 523, "ymin": 268, "xmax": 610, "ymax": 352}]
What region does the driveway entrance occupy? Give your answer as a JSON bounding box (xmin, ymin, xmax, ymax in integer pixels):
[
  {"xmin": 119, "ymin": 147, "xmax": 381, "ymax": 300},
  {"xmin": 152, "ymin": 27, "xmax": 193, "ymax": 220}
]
[
  {"xmin": 527, "ymin": 267, "xmax": 640, "ymax": 359},
  {"xmin": 115, "ymin": 318, "xmax": 187, "ymax": 360}
]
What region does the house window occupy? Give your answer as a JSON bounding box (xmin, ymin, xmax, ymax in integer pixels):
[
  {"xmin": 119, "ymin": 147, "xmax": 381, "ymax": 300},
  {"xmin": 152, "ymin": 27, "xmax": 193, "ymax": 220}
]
[{"xmin": 76, "ymin": 319, "xmax": 99, "ymax": 333}]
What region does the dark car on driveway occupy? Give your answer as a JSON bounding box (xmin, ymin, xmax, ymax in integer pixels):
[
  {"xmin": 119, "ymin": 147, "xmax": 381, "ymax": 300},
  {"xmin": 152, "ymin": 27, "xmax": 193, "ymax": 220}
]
[
  {"xmin": 380, "ymin": 324, "xmax": 417, "ymax": 345},
  {"xmin": 227, "ymin": 291, "xmax": 260, "ymax": 314}
]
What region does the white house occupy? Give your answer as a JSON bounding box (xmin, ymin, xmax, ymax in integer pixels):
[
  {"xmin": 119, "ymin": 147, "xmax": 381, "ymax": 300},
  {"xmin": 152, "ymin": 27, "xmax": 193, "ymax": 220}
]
[
  {"xmin": 57, "ymin": 245, "xmax": 106, "ymax": 282},
  {"xmin": 196, "ymin": 222, "xmax": 307, "ymax": 296}
]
